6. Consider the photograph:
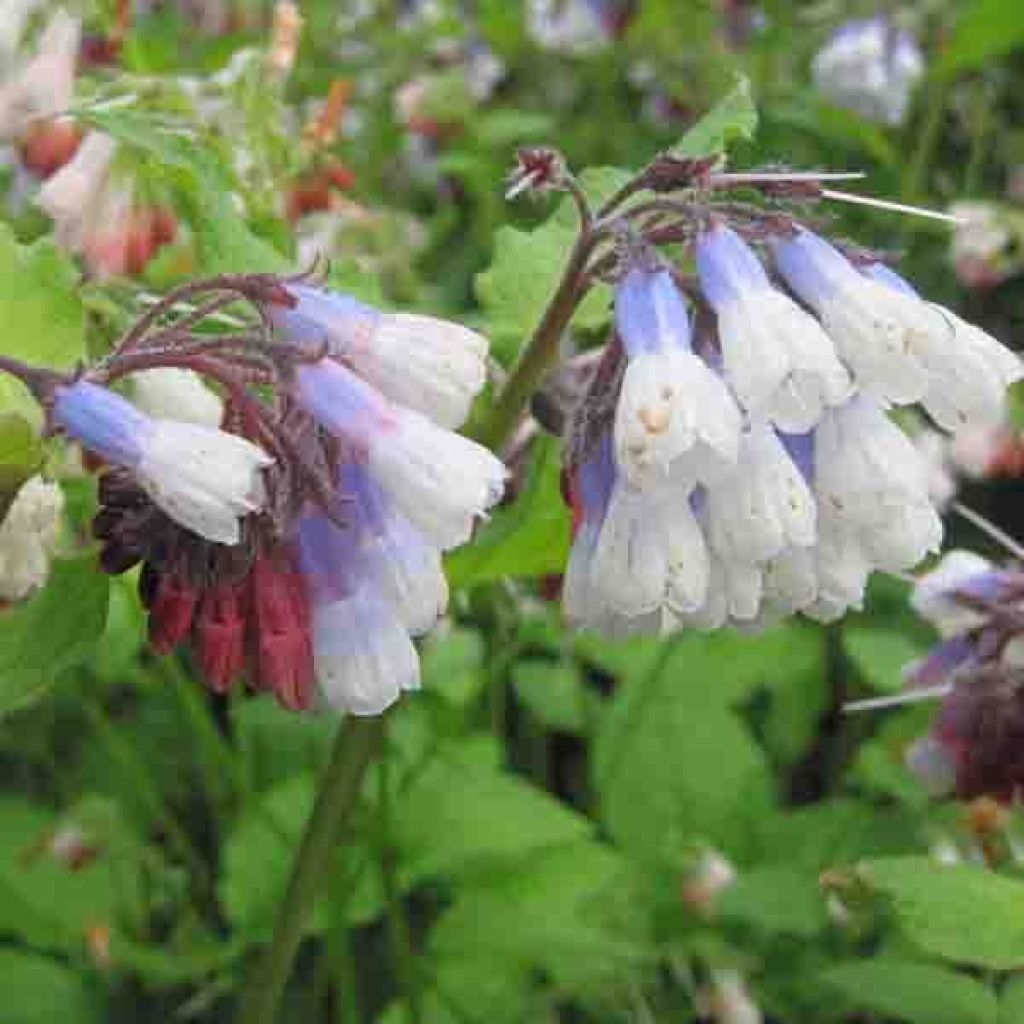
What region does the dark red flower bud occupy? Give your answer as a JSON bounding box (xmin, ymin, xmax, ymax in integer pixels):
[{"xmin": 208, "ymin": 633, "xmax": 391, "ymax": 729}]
[
  {"xmin": 149, "ymin": 571, "xmax": 199, "ymax": 655},
  {"xmin": 250, "ymin": 553, "xmax": 314, "ymax": 710},
  {"xmin": 196, "ymin": 582, "xmax": 248, "ymax": 693}
]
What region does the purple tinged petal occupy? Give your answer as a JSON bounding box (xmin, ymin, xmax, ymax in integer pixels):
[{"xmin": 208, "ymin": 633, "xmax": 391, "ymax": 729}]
[
  {"xmin": 770, "ymin": 228, "xmax": 855, "ymax": 304},
  {"xmin": 863, "ymin": 261, "xmax": 918, "ymax": 296},
  {"xmin": 904, "ymin": 635, "xmax": 976, "ymax": 688},
  {"xmin": 777, "ymin": 429, "xmax": 815, "ymax": 483},
  {"xmin": 293, "ymin": 359, "xmax": 391, "ymax": 442},
  {"xmin": 52, "ymin": 381, "xmax": 151, "ymax": 468},
  {"xmin": 577, "ymin": 432, "xmax": 616, "ymax": 527},
  {"xmin": 614, "ymin": 267, "xmax": 692, "ymax": 358},
  {"xmin": 696, "ymin": 223, "xmax": 771, "ymax": 310}
]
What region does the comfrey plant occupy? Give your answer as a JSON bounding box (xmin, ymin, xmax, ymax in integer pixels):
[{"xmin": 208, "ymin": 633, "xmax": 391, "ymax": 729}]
[
  {"xmin": 537, "ymin": 153, "xmax": 1021, "ymax": 637},
  {"xmin": 0, "ymin": 269, "xmax": 500, "ymax": 716}
]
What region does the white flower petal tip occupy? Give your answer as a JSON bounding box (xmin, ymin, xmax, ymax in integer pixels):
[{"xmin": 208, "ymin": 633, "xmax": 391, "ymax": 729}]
[
  {"xmin": 137, "ymin": 422, "xmax": 273, "ymax": 546},
  {"xmin": 814, "ymin": 397, "xmax": 942, "ymax": 573},
  {"xmin": 131, "ymin": 368, "xmax": 224, "ymax": 428},
  {"xmin": 589, "ymin": 473, "xmax": 709, "ymax": 620},
  {"xmin": 312, "ymin": 591, "xmax": 421, "ymax": 716},
  {"xmin": 614, "ymin": 349, "xmax": 740, "ymax": 484},
  {"xmin": 708, "ymin": 424, "xmax": 816, "ymax": 565},
  {"xmin": 368, "ymin": 408, "xmax": 506, "ymax": 551},
  {"xmin": 360, "ymin": 313, "xmax": 488, "ymax": 429}
]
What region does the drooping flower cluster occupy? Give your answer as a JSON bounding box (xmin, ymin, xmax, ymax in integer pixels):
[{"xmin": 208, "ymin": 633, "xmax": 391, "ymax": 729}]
[
  {"xmin": 811, "ymin": 17, "xmax": 923, "ymax": 126},
  {"xmin": 904, "ymin": 550, "xmax": 1024, "ymax": 801},
  {"xmin": 564, "ymin": 221, "xmax": 1021, "ymax": 635},
  {"xmin": 33, "ymin": 273, "xmax": 501, "ymax": 716}
]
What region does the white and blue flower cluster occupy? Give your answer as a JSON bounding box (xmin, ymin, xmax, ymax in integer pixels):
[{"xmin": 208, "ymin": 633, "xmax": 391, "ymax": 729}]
[
  {"xmin": 565, "ymin": 223, "xmax": 1021, "ymax": 635},
  {"xmin": 811, "ymin": 17, "xmax": 923, "ymax": 126},
  {"xmin": 274, "ymin": 287, "xmax": 504, "ymax": 714}
]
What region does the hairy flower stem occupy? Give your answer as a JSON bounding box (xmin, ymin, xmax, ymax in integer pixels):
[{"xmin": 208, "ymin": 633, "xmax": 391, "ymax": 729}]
[
  {"xmin": 473, "ymin": 230, "xmax": 597, "ymax": 451},
  {"xmin": 235, "ymin": 715, "xmax": 385, "ymax": 1024}
]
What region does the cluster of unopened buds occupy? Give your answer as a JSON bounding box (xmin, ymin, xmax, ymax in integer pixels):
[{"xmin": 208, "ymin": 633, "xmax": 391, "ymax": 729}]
[
  {"xmin": 549, "ymin": 154, "xmax": 1021, "ymax": 636},
  {"xmin": 0, "ymin": 268, "xmax": 501, "ymax": 715},
  {"xmin": 898, "ymin": 549, "xmax": 1024, "ymax": 802}
]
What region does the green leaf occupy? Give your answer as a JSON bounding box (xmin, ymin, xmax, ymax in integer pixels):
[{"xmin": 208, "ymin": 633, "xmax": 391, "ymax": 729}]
[
  {"xmin": 0, "ymin": 948, "xmax": 105, "ymax": 1023},
  {"xmin": 394, "ymin": 743, "xmax": 592, "ymax": 885},
  {"xmin": 1000, "ymin": 975, "xmax": 1024, "ymax": 1024},
  {"xmin": 0, "ymin": 416, "xmax": 43, "ymax": 511},
  {"xmin": 858, "ymin": 857, "xmax": 1024, "ymax": 969},
  {"xmin": 672, "ymin": 75, "xmax": 758, "ymax": 157},
  {"xmin": 512, "ymin": 659, "xmax": 594, "ymax": 735},
  {"xmin": 76, "ymin": 106, "xmax": 287, "ymax": 274},
  {"xmin": 842, "ymin": 624, "xmax": 929, "ymax": 694},
  {"xmin": 0, "ymin": 797, "xmax": 121, "ymax": 956},
  {"xmin": 421, "ymin": 627, "xmax": 487, "ymax": 708},
  {"xmin": 820, "ymin": 960, "xmax": 997, "ymax": 1024},
  {"xmin": 0, "ymin": 224, "xmax": 86, "ymax": 424},
  {"xmin": 720, "ymin": 865, "xmax": 829, "ymax": 938},
  {"xmin": 429, "ymin": 840, "xmax": 645, "ymax": 993},
  {"xmin": 0, "ymin": 553, "xmax": 110, "ymax": 715},
  {"xmin": 937, "ymin": 0, "xmax": 1024, "ymax": 77},
  {"xmin": 445, "ymin": 435, "xmax": 570, "ymax": 588},
  {"xmin": 475, "ymin": 168, "xmax": 628, "ymax": 362},
  {"xmin": 593, "ymin": 632, "xmax": 774, "ymax": 862}
]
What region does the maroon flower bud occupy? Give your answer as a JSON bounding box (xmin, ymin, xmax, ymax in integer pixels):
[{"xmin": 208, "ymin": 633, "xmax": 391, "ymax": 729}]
[
  {"xmin": 250, "ymin": 553, "xmax": 315, "ymax": 711},
  {"xmin": 195, "ymin": 582, "xmax": 248, "ymax": 693},
  {"xmin": 148, "ymin": 571, "xmax": 199, "ymax": 655}
]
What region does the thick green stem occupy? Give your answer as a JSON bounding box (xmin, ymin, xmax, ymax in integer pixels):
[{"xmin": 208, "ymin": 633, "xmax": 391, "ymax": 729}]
[
  {"xmin": 473, "ymin": 231, "xmax": 596, "ymax": 451},
  {"xmin": 234, "ymin": 716, "xmax": 385, "ymax": 1024}
]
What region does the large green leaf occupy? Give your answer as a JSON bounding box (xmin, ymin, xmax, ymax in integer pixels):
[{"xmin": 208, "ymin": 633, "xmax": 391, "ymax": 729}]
[
  {"xmin": 0, "ymin": 224, "xmax": 86, "ymax": 428},
  {"xmin": 445, "ymin": 435, "xmax": 570, "ymax": 588},
  {"xmin": 428, "ymin": 840, "xmax": 645, "ymax": 993},
  {"xmin": 937, "ymin": 0, "xmax": 1024, "ymax": 77},
  {"xmin": 0, "ymin": 797, "xmax": 122, "ymax": 956},
  {"xmin": 0, "ymin": 552, "xmax": 110, "ymax": 715},
  {"xmin": 0, "ymin": 948, "xmax": 106, "ymax": 1023},
  {"xmin": 720, "ymin": 865, "xmax": 829, "ymax": 938},
  {"xmin": 393, "ymin": 742, "xmax": 592, "ymax": 884},
  {"xmin": 820, "ymin": 960, "xmax": 997, "ymax": 1024},
  {"xmin": 593, "ymin": 631, "xmax": 778, "ymax": 862},
  {"xmin": 858, "ymin": 857, "xmax": 1024, "ymax": 970},
  {"xmin": 1000, "ymin": 975, "xmax": 1024, "ymax": 1024}
]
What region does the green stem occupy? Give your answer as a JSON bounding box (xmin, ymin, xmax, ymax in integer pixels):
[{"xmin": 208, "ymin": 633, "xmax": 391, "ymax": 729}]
[
  {"xmin": 472, "ymin": 228, "xmax": 597, "ymax": 451},
  {"xmin": 964, "ymin": 79, "xmax": 992, "ymax": 197},
  {"xmin": 234, "ymin": 716, "xmax": 385, "ymax": 1024},
  {"xmin": 378, "ymin": 746, "xmax": 422, "ymax": 1024}
]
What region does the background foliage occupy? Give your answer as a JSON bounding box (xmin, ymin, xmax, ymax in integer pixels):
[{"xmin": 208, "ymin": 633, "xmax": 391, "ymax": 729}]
[{"xmin": 3, "ymin": 1, "xmax": 1024, "ymax": 1021}]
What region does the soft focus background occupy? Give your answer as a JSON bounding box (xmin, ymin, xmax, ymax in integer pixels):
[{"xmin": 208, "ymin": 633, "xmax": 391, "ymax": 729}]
[{"xmin": 3, "ymin": 1, "xmax": 1024, "ymax": 1022}]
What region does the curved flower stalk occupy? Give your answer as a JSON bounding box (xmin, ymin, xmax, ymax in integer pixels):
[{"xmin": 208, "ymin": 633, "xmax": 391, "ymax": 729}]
[
  {"xmin": 0, "ymin": 268, "xmax": 500, "ymax": 718},
  {"xmin": 550, "ymin": 155, "xmax": 1020, "ymax": 636},
  {"xmin": 811, "ymin": 17, "xmax": 923, "ymax": 126}
]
